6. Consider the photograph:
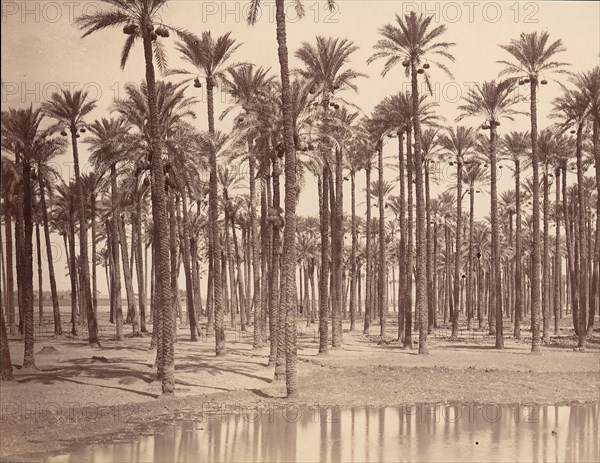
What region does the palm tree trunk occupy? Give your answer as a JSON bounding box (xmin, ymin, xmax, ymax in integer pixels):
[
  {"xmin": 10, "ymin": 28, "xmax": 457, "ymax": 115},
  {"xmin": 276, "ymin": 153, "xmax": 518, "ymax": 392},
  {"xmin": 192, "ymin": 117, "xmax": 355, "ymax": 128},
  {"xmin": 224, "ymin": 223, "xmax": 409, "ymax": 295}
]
[
  {"xmin": 529, "ymin": 84, "xmax": 542, "ymax": 353},
  {"xmin": 319, "ymin": 169, "xmax": 330, "ymax": 354},
  {"xmin": 38, "ymin": 176, "xmax": 61, "ymax": 335},
  {"xmin": 425, "ymin": 162, "xmax": 434, "ymax": 334},
  {"xmin": 404, "ymin": 130, "xmax": 414, "ymax": 348},
  {"xmin": 261, "ymin": 178, "xmax": 270, "ymax": 342},
  {"xmin": 467, "ymin": 184, "xmax": 475, "ymax": 332},
  {"xmin": 377, "ymin": 145, "xmax": 386, "ymax": 338},
  {"xmin": 3, "ymin": 196, "xmax": 15, "ymax": 335},
  {"xmin": 91, "ymin": 193, "xmax": 98, "ymax": 319},
  {"xmin": 271, "ymin": 158, "xmax": 283, "ymax": 371},
  {"xmin": 396, "ymin": 130, "xmax": 406, "ymax": 342},
  {"xmin": 134, "ymin": 208, "xmax": 147, "ymax": 332},
  {"xmin": 67, "ymin": 220, "xmax": 78, "ymax": 336},
  {"xmin": 109, "ymin": 165, "xmax": 123, "ymax": 340},
  {"xmin": 21, "ymin": 155, "xmax": 35, "ymax": 368},
  {"xmin": 575, "ymin": 124, "xmax": 589, "ymax": 349},
  {"xmin": 514, "ymin": 160, "xmax": 522, "ymax": 339},
  {"xmin": 69, "ymin": 127, "xmax": 97, "ymax": 345},
  {"xmin": 542, "ymin": 163, "xmax": 551, "ymax": 343},
  {"xmin": 363, "ymin": 166, "xmax": 372, "ymax": 335},
  {"xmin": 142, "ymin": 29, "xmax": 173, "ymax": 392},
  {"xmin": 490, "ymin": 126, "xmax": 503, "ymax": 348},
  {"xmin": 180, "ymin": 191, "xmax": 197, "ymax": 341},
  {"xmin": 206, "ymin": 78, "xmax": 225, "ymax": 357},
  {"xmin": 275, "ymin": 0, "xmax": 300, "ymax": 397},
  {"xmin": 349, "ymin": 169, "xmax": 357, "ymax": 332},
  {"xmin": 452, "ymin": 156, "xmax": 462, "ymax": 339},
  {"xmin": 36, "ymin": 223, "xmax": 43, "ymax": 327},
  {"xmin": 332, "ymin": 146, "xmax": 344, "ymax": 347},
  {"xmin": 1, "ymin": 308, "xmax": 13, "ymax": 380},
  {"xmin": 119, "ymin": 214, "xmax": 139, "ymax": 336},
  {"xmin": 249, "ymin": 151, "xmax": 262, "ymax": 347}
]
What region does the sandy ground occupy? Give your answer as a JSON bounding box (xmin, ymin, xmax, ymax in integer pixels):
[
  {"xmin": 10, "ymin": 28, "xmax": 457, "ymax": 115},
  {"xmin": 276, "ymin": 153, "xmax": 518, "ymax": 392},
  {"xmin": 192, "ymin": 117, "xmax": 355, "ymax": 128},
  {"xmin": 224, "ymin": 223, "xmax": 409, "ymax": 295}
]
[{"xmin": 1, "ymin": 316, "xmax": 598, "ymax": 460}]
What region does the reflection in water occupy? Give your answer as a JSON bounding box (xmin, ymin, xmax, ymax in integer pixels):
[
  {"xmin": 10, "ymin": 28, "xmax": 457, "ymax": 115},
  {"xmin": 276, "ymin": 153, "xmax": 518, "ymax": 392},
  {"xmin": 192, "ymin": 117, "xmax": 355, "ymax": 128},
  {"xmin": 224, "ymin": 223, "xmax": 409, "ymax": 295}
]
[{"xmin": 45, "ymin": 403, "xmax": 598, "ymax": 463}]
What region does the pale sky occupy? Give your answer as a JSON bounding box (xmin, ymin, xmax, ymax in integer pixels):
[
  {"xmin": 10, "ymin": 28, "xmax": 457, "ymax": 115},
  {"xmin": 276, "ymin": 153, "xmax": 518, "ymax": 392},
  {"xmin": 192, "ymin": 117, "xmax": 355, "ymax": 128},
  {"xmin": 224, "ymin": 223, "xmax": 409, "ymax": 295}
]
[{"xmin": 2, "ymin": 0, "xmax": 599, "ymax": 294}]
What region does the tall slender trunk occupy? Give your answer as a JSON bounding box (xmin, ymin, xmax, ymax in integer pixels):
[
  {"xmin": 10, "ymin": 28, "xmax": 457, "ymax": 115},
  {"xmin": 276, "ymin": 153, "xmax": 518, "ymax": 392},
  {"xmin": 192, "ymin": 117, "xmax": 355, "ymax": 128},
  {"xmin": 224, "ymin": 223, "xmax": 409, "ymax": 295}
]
[
  {"xmin": 119, "ymin": 214, "xmax": 139, "ymax": 336},
  {"xmin": 276, "ymin": 0, "xmax": 300, "ymax": 396},
  {"xmin": 38, "ymin": 176, "xmax": 61, "ymax": 334},
  {"xmin": 404, "ymin": 130, "xmax": 414, "ymax": 348},
  {"xmin": 249, "ymin": 151, "xmax": 263, "ymax": 348},
  {"xmin": 397, "ymin": 130, "xmax": 406, "ymax": 343},
  {"xmin": 91, "ymin": 192, "xmax": 98, "ymax": 319},
  {"xmin": 542, "ymin": 162, "xmax": 550, "ymax": 343},
  {"xmin": 425, "ymin": 162, "xmax": 433, "ymax": 333},
  {"xmin": 180, "ymin": 191, "xmax": 197, "ymax": 341},
  {"xmin": 377, "ymin": 145, "xmax": 386, "ymax": 338},
  {"xmin": 3, "ymin": 195, "xmax": 15, "ymax": 335},
  {"xmin": 529, "ymin": 83, "xmax": 542, "ymax": 353},
  {"xmin": 142, "ymin": 29, "xmax": 173, "ymax": 393},
  {"xmin": 1, "ymin": 308, "xmax": 13, "ymax": 380},
  {"xmin": 490, "ymin": 125, "xmax": 503, "ymax": 348},
  {"xmin": 349, "ymin": 169, "xmax": 357, "ymax": 332},
  {"xmin": 319, "ymin": 170, "xmax": 330, "ymax": 354},
  {"xmin": 134, "ymin": 207, "xmax": 147, "ymax": 332},
  {"xmin": 67, "ymin": 218, "xmax": 78, "ymax": 336},
  {"xmin": 21, "ymin": 155, "xmax": 35, "ymax": 368},
  {"xmin": 36, "ymin": 223, "xmax": 43, "ymax": 326},
  {"xmin": 69, "ymin": 127, "xmax": 97, "ymax": 345},
  {"xmin": 467, "ymin": 183, "xmax": 475, "ymax": 332},
  {"xmin": 332, "ymin": 146, "xmax": 344, "ymax": 347},
  {"xmin": 514, "ymin": 159, "xmax": 522, "ymax": 339},
  {"xmin": 110, "ymin": 165, "xmax": 123, "ymax": 340},
  {"xmin": 575, "ymin": 123, "xmax": 588, "ymax": 349},
  {"xmin": 271, "ymin": 158, "xmax": 283, "ymax": 373},
  {"xmin": 452, "ymin": 153, "xmax": 462, "ymax": 338},
  {"xmin": 363, "ymin": 165, "xmax": 372, "ymax": 335}
]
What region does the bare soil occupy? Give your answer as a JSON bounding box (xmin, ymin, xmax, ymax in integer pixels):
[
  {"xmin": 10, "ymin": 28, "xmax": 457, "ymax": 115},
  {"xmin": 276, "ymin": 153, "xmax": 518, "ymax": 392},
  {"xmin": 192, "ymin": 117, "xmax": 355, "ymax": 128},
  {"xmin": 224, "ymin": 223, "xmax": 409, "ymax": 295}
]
[{"xmin": 1, "ymin": 317, "xmax": 598, "ymax": 460}]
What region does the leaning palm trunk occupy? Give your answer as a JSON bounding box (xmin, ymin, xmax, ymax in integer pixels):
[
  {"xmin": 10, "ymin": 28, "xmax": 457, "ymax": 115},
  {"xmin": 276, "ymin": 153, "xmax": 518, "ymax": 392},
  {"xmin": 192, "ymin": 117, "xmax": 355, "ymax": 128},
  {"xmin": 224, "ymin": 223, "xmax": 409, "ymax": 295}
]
[{"xmin": 38, "ymin": 175, "xmax": 61, "ymax": 334}]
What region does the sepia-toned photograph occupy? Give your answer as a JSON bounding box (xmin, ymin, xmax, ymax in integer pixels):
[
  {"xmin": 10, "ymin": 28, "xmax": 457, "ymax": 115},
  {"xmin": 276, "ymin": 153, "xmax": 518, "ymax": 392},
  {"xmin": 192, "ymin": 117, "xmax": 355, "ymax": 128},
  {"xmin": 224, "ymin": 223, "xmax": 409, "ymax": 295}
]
[{"xmin": 1, "ymin": 1, "xmax": 599, "ymax": 461}]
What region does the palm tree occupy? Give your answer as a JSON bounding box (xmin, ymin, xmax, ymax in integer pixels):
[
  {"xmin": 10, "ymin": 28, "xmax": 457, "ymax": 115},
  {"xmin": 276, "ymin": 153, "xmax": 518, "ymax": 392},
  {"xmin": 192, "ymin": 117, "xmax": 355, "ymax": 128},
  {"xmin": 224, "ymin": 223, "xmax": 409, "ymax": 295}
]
[
  {"xmin": 246, "ymin": 0, "xmax": 337, "ymax": 398},
  {"xmin": 1, "ymin": 306, "xmax": 13, "ymax": 381},
  {"xmin": 457, "ymin": 79, "xmax": 523, "ymax": 349},
  {"xmin": 1, "ymin": 157, "xmax": 18, "ymax": 335},
  {"xmin": 498, "ymin": 30, "xmax": 569, "ymax": 352},
  {"xmin": 438, "ymin": 126, "xmax": 477, "ymax": 338},
  {"xmin": 32, "ymin": 136, "xmax": 66, "ymax": 336},
  {"xmin": 76, "ymin": 0, "xmax": 181, "ymax": 394},
  {"xmin": 552, "ymin": 85, "xmax": 592, "ymax": 349},
  {"xmin": 222, "ymin": 65, "xmax": 275, "ymax": 348},
  {"xmin": 501, "ymin": 131, "xmax": 530, "ymax": 339},
  {"xmin": 369, "ymin": 11, "xmax": 455, "ymax": 354},
  {"xmin": 86, "ymin": 117, "xmax": 130, "ymax": 340},
  {"xmin": 42, "ymin": 89, "xmax": 99, "ymax": 346},
  {"xmin": 295, "ymin": 35, "xmax": 365, "ymax": 349},
  {"xmin": 2, "ymin": 106, "xmax": 42, "ymax": 368},
  {"xmin": 171, "ymin": 31, "xmax": 241, "ymax": 357}
]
